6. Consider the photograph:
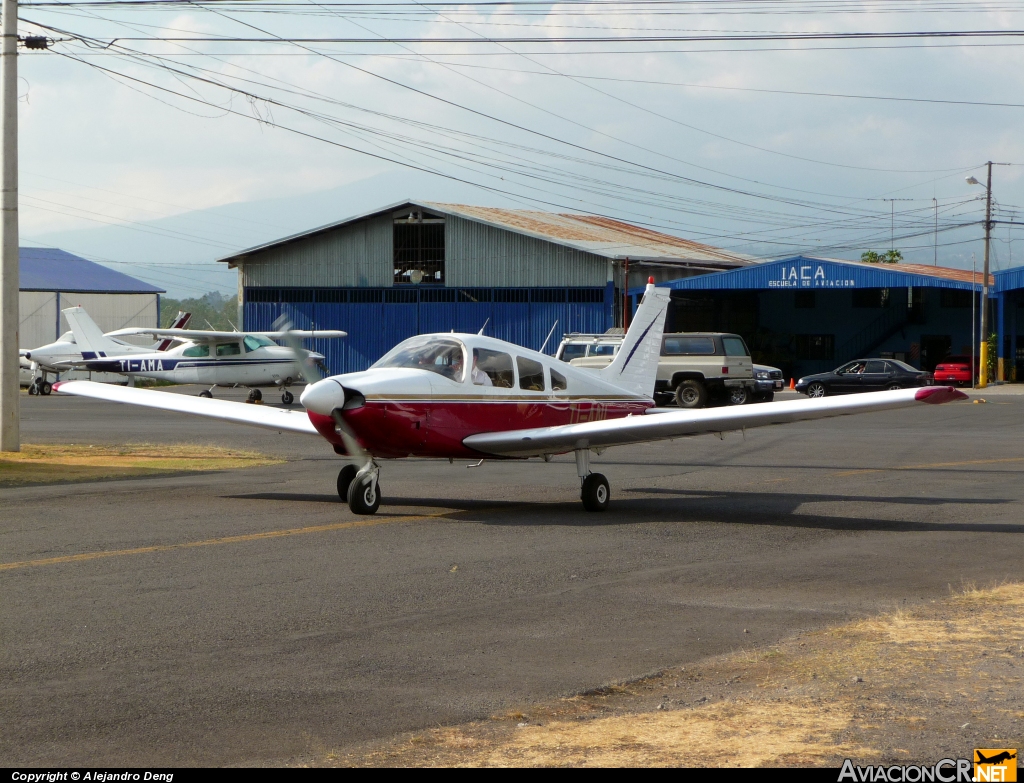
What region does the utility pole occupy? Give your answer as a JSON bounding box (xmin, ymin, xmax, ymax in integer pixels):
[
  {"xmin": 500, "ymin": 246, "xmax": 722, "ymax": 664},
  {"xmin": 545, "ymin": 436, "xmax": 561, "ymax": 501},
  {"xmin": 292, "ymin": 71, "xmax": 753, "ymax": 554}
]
[
  {"xmin": 882, "ymin": 198, "xmax": 912, "ymax": 251},
  {"xmin": 0, "ymin": 0, "xmax": 19, "ymax": 452},
  {"xmin": 980, "ymin": 161, "xmax": 993, "ymax": 388},
  {"xmin": 932, "ymin": 197, "xmax": 938, "ymax": 266}
]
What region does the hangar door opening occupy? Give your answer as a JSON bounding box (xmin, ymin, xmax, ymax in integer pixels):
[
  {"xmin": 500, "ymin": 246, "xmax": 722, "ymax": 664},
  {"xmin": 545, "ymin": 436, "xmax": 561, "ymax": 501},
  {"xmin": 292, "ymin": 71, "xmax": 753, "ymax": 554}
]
[{"xmin": 394, "ymin": 209, "xmax": 445, "ymax": 285}]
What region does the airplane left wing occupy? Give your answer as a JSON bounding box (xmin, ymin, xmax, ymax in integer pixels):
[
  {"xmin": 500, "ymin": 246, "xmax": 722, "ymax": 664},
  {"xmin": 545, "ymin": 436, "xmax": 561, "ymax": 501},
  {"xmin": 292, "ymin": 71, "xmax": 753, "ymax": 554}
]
[
  {"xmin": 53, "ymin": 381, "xmax": 320, "ymax": 435},
  {"xmin": 463, "ymin": 386, "xmax": 968, "ymax": 457}
]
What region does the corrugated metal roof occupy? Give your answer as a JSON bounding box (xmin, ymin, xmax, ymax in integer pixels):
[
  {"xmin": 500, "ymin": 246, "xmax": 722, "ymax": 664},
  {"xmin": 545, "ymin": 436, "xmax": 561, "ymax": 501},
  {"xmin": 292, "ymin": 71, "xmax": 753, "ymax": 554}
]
[
  {"xmin": 634, "ymin": 255, "xmax": 994, "ymax": 294},
  {"xmin": 217, "ymin": 199, "xmax": 753, "ymax": 269},
  {"xmin": 20, "ymin": 247, "xmax": 164, "ymax": 293},
  {"xmin": 994, "ymin": 266, "xmax": 1024, "ymax": 293}
]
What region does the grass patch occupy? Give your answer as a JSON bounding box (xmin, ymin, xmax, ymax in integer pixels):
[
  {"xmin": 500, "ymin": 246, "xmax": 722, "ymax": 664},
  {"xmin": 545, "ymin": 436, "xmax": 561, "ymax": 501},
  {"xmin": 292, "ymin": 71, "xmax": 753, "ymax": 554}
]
[
  {"xmin": 0, "ymin": 443, "xmax": 283, "ymax": 486},
  {"xmin": 323, "ymin": 582, "xmax": 1024, "ymax": 767}
]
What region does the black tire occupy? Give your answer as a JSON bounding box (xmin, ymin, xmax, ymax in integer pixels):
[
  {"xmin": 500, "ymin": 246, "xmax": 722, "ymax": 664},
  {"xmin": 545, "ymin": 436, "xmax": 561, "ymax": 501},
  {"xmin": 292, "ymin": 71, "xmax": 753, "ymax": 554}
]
[
  {"xmin": 886, "ymin": 383, "xmax": 902, "ymax": 391},
  {"xmin": 41, "ymin": 381, "xmax": 52, "ymax": 396},
  {"xmin": 336, "ymin": 464, "xmax": 358, "ymax": 500},
  {"xmin": 348, "ymin": 474, "xmax": 381, "ymax": 515},
  {"xmin": 282, "ymin": 390, "xmax": 294, "ymax": 405},
  {"xmin": 727, "ymin": 386, "xmax": 750, "ymax": 406},
  {"xmin": 674, "ymin": 380, "xmax": 708, "ymax": 409},
  {"xmin": 199, "ymin": 390, "xmax": 213, "ymax": 399},
  {"xmin": 581, "ymin": 473, "xmax": 610, "ymax": 512},
  {"xmin": 806, "ymin": 382, "xmax": 827, "ymax": 398},
  {"xmin": 27, "ymin": 383, "xmax": 36, "ymax": 396},
  {"xmin": 251, "ymin": 389, "xmax": 262, "ymax": 402}
]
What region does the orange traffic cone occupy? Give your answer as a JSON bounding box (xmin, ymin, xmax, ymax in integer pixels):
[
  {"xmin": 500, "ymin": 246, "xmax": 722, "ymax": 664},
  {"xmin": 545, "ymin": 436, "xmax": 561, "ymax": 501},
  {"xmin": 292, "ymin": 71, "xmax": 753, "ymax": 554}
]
[{"xmin": 788, "ymin": 378, "xmax": 796, "ymax": 390}]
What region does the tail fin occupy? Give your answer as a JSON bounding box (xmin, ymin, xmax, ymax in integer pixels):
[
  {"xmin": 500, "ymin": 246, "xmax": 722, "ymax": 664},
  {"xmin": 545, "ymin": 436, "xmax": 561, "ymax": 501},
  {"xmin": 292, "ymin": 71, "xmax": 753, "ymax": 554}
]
[
  {"xmin": 156, "ymin": 311, "xmax": 191, "ymax": 351},
  {"xmin": 63, "ymin": 306, "xmax": 122, "ymax": 359},
  {"xmin": 599, "ymin": 280, "xmax": 670, "ymax": 397}
]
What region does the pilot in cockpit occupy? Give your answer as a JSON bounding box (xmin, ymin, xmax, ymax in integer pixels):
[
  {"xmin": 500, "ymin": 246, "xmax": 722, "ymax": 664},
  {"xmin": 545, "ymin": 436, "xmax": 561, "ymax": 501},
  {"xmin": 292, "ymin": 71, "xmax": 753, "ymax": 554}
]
[{"xmin": 452, "ymin": 351, "xmax": 493, "ymax": 386}]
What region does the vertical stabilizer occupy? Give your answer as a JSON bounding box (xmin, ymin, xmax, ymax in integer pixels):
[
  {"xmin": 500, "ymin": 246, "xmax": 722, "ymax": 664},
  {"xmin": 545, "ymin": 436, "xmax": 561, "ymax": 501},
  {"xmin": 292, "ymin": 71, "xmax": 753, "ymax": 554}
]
[
  {"xmin": 157, "ymin": 312, "xmax": 191, "ymax": 351},
  {"xmin": 599, "ymin": 280, "xmax": 670, "ymax": 397},
  {"xmin": 63, "ymin": 307, "xmax": 122, "ymax": 359}
]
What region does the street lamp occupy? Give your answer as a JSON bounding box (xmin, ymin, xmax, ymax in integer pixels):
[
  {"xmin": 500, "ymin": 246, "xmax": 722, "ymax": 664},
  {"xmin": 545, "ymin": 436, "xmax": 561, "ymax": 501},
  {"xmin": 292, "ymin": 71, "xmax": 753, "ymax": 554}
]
[{"xmin": 966, "ymin": 165, "xmax": 993, "ymax": 388}]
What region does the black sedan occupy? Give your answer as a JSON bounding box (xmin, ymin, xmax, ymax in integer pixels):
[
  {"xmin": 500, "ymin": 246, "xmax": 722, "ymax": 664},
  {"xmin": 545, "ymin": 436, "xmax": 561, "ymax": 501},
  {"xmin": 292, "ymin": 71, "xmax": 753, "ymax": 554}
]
[{"xmin": 795, "ymin": 359, "xmax": 932, "ymax": 398}]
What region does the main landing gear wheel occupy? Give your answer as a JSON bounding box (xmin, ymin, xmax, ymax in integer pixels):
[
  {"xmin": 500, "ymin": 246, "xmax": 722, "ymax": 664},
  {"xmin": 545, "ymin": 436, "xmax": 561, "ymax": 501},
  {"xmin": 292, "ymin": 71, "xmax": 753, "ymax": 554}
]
[
  {"xmin": 282, "ymin": 390, "xmax": 294, "ymax": 405},
  {"xmin": 245, "ymin": 389, "xmax": 262, "ymax": 404},
  {"xmin": 581, "ymin": 473, "xmax": 610, "ymax": 512},
  {"xmin": 40, "ymin": 381, "xmax": 52, "ymax": 396},
  {"xmin": 675, "ymin": 380, "xmax": 707, "ymax": 409},
  {"xmin": 806, "ymin": 382, "xmax": 826, "ymax": 398},
  {"xmin": 199, "ymin": 390, "xmax": 213, "ymax": 399},
  {"xmin": 348, "ymin": 473, "xmax": 381, "ymax": 515},
  {"xmin": 336, "ymin": 464, "xmax": 358, "ymax": 500}
]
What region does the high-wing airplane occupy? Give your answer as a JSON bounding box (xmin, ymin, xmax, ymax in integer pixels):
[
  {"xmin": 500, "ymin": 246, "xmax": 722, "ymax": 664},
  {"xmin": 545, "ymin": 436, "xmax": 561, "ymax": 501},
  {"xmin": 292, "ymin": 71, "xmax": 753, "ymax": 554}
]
[
  {"xmin": 20, "ymin": 308, "xmax": 192, "ymax": 395},
  {"xmin": 55, "ymin": 280, "xmax": 968, "ymax": 514},
  {"xmin": 60, "ymin": 307, "xmax": 347, "ymax": 404}
]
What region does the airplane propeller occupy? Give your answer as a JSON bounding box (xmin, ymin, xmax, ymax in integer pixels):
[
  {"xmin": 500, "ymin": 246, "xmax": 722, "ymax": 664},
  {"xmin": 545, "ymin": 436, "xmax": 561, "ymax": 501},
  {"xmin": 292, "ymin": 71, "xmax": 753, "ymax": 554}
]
[{"xmin": 273, "ymin": 315, "xmax": 369, "ymax": 464}]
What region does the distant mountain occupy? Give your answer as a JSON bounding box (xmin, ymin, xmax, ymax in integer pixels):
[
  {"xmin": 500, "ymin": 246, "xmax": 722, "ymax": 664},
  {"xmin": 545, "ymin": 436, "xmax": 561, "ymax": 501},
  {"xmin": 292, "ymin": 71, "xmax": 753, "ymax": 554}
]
[{"xmin": 30, "ymin": 169, "xmax": 511, "ymax": 298}]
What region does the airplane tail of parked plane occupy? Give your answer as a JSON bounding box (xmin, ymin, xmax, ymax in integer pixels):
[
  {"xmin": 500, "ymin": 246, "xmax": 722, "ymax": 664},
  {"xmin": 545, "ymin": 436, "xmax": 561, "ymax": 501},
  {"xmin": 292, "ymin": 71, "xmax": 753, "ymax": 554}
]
[
  {"xmin": 63, "ymin": 306, "xmax": 123, "ymax": 359},
  {"xmin": 156, "ymin": 311, "xmax": 191, "ymax": 351},
  {"xmin": 599, "ymin": 279, "xmax": 670, "ymax": 398}
]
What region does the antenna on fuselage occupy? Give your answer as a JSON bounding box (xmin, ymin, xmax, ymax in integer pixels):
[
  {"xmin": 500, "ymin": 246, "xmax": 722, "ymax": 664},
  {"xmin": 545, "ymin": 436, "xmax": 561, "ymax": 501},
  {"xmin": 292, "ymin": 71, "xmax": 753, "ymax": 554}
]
[
  {"xmin": 539, "ymin": 320, "xmax": 559, "ymax": 355},
  {"xmin": 477, "ymin": 318, "xmax": 490, "ymax": 336}
]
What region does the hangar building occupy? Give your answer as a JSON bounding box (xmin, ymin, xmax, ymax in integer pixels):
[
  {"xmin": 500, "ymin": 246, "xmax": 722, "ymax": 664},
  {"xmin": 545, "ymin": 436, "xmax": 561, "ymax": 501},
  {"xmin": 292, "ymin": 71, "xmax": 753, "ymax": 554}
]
[
  {"xmin": 219, "ymin": 200, "xmax": 752, "ymax": 374},
  {"xmin": 19, "ymin": 246, "xmax": 163, "ymax": 350},
  {"xmin": 632, "ymin": 256, "xmax": 995, "ymax": 380},
  {"xmin": 19, "ymin": 247, "xmax": 165, "ymax": 383},
  {"xmin": 993, "ymin": 267, "xmax": 1024, "ymax": 381}
]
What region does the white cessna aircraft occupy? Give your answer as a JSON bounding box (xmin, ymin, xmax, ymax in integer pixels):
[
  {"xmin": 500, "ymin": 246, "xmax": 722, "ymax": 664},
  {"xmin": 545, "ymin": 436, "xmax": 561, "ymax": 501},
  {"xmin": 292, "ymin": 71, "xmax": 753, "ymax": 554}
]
[
  {"xmin": 61, "ymin": 306, "xmax": 346, "ymax": 404},
  {"xmin": 55, "ymin": 280, "xmax": 967, "ymax": 513},
  {"xmin": 20, "ymin": 308, "xmax": 192, "ymax": 395}
]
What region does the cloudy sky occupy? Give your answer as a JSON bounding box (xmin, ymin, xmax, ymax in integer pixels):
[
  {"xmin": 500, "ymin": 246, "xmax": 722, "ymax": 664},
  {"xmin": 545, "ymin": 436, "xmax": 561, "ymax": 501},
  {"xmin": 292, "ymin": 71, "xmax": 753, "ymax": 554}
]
[{"xmin": 14, "ymin": 0, "xmax": 1024, "ymax": 296}]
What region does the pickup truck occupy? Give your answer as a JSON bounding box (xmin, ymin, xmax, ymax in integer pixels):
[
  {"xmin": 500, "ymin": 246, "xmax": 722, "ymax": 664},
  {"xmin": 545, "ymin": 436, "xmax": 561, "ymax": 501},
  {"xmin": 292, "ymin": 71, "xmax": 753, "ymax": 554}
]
[{"xmin": 555, "ymin": 331, "xmax": 757, "ymax": 408}]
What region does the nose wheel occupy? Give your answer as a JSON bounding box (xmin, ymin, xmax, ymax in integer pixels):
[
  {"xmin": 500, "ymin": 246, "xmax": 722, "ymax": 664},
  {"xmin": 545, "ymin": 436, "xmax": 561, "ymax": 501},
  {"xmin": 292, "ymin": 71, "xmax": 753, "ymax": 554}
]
[
  {"xmin": 347, "ymin": 464, "xmax": 381, "ymax": 515},
  {"xmin": 282, "ymin": 390, "xmax": 294, "ymax": 405}
]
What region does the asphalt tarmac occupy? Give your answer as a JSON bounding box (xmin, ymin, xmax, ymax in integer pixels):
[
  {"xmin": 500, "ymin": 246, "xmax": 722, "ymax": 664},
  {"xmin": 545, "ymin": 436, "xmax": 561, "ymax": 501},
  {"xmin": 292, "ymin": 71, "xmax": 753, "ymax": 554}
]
[{"xmin": 3, "ymin": 387, "xmax": 1023, "ymax": 766}]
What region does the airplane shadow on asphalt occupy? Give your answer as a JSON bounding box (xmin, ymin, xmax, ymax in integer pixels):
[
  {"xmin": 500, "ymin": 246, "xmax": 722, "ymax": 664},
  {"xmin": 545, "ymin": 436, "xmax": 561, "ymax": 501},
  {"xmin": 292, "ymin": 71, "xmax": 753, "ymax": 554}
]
[{"xmin": 225, "ymin": 489, "xmax": 1023, "ymax": 534}]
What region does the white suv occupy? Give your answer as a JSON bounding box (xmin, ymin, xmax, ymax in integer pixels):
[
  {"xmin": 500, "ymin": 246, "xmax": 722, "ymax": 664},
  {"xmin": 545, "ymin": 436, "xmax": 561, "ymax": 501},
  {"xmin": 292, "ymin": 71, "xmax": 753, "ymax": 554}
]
[{"xmin": 555, "ymin": 331, "xmax": 757, "ymax": 408}]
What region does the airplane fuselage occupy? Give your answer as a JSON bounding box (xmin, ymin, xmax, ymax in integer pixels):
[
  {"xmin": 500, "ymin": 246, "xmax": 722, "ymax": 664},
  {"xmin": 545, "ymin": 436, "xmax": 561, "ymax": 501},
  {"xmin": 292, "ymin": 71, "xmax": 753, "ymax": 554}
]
[{"xmin": 301, "ymin": 333, "xmax": 654, "ymax": 459}]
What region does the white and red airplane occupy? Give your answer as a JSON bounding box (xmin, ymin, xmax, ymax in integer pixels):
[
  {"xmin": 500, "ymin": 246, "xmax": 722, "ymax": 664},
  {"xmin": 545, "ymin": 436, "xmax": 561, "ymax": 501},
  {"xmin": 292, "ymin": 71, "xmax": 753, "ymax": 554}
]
[{"xmin": 54, "ymin": 280, "xmax": 968, "ymax": 515}]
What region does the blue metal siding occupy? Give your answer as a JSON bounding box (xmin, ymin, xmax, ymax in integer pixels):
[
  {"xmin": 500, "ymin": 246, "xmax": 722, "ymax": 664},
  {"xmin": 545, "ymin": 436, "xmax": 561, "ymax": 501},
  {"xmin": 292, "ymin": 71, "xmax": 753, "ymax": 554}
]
[
  {"xmin": 995, "ymin": 267, "xmax": 1024, "ymax": 293},
  {"xmin": 244, "ymin": 287, "xmax": 609, "ymax": 374},
  {"xmin": 636, "ymin": 256, "xmax": 982, "ymax": 294}
]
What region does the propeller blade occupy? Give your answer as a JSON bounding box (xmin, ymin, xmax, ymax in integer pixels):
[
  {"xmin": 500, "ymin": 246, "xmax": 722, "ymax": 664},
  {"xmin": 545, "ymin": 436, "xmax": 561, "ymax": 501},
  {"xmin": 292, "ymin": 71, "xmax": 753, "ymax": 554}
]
[{"xmin": 273, "ymin": 314, "xmax": 322, "ymax": 386}]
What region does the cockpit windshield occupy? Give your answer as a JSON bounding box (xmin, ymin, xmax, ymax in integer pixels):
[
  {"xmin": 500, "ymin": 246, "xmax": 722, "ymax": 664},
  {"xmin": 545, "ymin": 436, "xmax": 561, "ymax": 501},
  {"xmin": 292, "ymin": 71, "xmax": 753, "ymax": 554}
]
[{"xmin": 373, "ymin": 336, "xmax": 466, "ymax": 382}]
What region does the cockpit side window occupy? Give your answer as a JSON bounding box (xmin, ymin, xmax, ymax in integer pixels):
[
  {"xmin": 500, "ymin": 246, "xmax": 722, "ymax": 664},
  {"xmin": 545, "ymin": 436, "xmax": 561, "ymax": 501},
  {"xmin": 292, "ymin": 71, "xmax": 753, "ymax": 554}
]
[
  {"xmin": 243, "ymin": 335, "xmax": 275, "ymax": 352},
  {"xmin": 517, "ymin": 356, "xmax": 545, "ymax": 391},
  {"xmin": 550, "ymin": 367, "xmax": 567, "ymax": 391},
  {"xmin": 182, "ymin": 343, "xmax": 210, "ymax": 357},
  {"xmin": 474, "ymin": 349, "xmax": 514, "ymax": 388},
  {"xmin": 372, "ymin": 336, "xmax": 466, "ymax": 383}
]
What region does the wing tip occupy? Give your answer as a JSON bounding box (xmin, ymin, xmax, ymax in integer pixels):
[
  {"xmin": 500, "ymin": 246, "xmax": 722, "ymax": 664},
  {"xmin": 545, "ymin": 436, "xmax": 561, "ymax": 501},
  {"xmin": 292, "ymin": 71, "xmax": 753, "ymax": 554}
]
[{"xmin": 915, "ymin": 386, "xmax": 970, "ymax": 404}]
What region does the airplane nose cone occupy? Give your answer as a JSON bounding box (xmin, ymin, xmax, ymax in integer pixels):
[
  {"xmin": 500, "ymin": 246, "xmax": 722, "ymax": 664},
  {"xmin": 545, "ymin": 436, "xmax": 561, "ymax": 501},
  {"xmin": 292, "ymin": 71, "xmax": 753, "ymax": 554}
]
[{"xmin": 300, "ymin": 378, "xmax": 345, "ymax": 415}]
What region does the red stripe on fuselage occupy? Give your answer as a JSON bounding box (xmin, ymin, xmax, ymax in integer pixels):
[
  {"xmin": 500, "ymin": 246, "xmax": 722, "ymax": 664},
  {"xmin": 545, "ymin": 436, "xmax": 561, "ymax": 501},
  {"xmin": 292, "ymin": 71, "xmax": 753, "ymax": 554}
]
[{"xmin": 307, "ymin": 399, "xmax": 652, "ymax": 458}]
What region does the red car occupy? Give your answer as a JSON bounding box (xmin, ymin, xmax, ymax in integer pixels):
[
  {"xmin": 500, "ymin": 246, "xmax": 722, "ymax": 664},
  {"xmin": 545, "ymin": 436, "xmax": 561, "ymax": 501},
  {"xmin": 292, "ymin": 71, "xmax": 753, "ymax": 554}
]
[{"xmin": 932, "ymin": 355, "xmax": 977, "ymax": 386}]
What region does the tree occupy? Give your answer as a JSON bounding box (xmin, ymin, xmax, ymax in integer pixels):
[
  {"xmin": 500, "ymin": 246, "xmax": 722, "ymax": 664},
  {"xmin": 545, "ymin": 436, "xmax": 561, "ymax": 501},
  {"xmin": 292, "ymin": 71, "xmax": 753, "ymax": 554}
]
[
  {"xmin": 160, "ymin": 291, "xmax": 238, "ymax": 330},
  {"xmin": 861, "ymin": 249, "xmax": 903, "ymax": 264}
]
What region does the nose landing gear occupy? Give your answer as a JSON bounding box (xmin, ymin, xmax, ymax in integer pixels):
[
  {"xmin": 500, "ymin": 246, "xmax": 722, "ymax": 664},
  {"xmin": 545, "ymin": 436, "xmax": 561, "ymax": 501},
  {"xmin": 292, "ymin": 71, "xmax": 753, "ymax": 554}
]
[
  {"xmin": 282, "ymin": 390, "xmax": 294, "ymax": 405},
  {"xmin": 576, "ymin": 448, "xmax": 609, "ymax": 512},
  {"xmin": 346, "ymin": 461, "xmax": 381, "ymax": 515}
]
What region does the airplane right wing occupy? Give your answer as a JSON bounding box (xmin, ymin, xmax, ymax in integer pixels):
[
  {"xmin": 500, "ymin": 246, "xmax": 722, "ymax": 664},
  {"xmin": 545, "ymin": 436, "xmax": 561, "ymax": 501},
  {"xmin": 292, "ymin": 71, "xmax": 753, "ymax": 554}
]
[
  {"xmin": 463, "ymin": 386, "xmax": 968, "ymax": 457},
  {"xmin": 53, "ymin": 381, "xmax": 320, "ymax": 436}
]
